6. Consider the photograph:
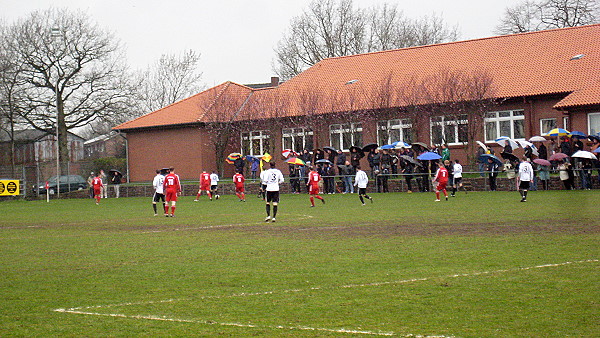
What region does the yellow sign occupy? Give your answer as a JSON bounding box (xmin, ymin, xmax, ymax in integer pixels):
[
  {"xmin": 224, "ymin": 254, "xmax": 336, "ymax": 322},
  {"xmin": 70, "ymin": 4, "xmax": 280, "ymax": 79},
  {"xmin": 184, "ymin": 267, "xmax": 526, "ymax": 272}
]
[{"xmin": 0, "ymin": 180, "xmax": 20, "ymax": 196}]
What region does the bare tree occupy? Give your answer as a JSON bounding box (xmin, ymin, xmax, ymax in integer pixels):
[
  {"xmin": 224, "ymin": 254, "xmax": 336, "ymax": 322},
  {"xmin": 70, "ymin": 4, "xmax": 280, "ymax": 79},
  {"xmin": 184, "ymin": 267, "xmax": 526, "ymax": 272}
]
[
  {"xmin": 0, "ymin": 23, "xmax": 30, "ymax": 176},
  {"xmin": 134, "ymin": 50, "xmax": 204, "ymax": 114},
  {"xmin": 5, "ymin": 8, "xmax": 131, "ymax": 171},
  {"xmin": 495, "ymin": 0, "xmax": 599, "ymax": 35},
  {"xmin": 274, "ymin": 0, "xmax": 459, "ymax": 79}
]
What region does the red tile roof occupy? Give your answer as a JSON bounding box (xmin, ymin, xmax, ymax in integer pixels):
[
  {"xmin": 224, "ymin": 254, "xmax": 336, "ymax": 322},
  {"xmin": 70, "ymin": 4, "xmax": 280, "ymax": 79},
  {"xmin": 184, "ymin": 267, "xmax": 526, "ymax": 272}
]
[{"xmin": 115, "ymin": 24, "xmax": 600, "ymax": 131}]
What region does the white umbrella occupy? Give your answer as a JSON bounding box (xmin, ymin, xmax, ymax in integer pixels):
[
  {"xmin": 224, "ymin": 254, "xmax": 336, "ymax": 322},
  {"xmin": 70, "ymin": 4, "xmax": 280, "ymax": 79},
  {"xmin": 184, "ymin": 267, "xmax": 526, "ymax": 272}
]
[
  {"xmin": 571, "ymin": 150, "xmax": 597, "ymax": 160},
  {"xmin": 516, "ymin": 140, "xmax": 539, "ymax": 156},
  {"xmin": 476, "ymin": 141, "xmax": 488, "ymax": 152},
  {"xmin": 529, "ymin": 136, "xmax": 546, "ymax": 142},
  {"xmin": 495, "ymin": 136, "xmax": 519, "ymax": 150},
  {"xmin": 394, "ymin": 141, "xmax": 411, "ymax": 149}
]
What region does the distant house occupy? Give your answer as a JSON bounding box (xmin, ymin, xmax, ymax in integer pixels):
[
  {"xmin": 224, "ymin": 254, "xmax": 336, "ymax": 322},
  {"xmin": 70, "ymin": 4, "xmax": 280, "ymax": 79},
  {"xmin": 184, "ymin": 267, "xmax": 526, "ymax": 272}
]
[
  {"xmin": 0, "ymin": 129, "xmax": 85, "ymax": 166},
  {"xmin": 84, "ymin": 131, "xmax": 126, "ymax": 159},
  {"xmin": 115, "ymin": 25, "xmax": 600, "ymax": 182}
]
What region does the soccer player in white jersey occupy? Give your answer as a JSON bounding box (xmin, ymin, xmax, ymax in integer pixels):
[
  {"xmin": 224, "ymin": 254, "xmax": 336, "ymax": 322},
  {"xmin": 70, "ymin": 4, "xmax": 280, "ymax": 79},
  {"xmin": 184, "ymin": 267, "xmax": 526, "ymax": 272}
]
[
  {"xmin": 152, "ymin": 169, "xmax": 167, "ymax": 216},
  {"xmin": 209, "ymin": 171, "xmax": 220, "ymax": 200},
  {"xmin": 517, "ymin": 156, "xmax": 534, "ymax": 202},
  {"xmin": 263, "ymin": 161, "xmax": 284, "ymax": 222}
]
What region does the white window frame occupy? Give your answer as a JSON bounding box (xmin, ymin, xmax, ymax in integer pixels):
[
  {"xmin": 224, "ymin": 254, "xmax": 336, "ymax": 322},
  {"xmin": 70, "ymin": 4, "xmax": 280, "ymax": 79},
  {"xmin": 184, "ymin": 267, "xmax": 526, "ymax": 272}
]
[
  {"xmin": 588, "ymin": 112, "xmax": 600, "ymax": 135},
  {"xmin": 282, "ymin": 127, "xmax": 313, "ymax": 153},
  {"xmin": 484, "ymin": 110, "xmax": 525, "ymax": 142},
  {"xmin": 539, "ymin": 118, "xmax": 557, "ymax": 135},
  {"xmin": 329, "ymin": 122, "xmax": 362, "ymax": 151},
  {"xmin": 430, "ymin": 115, "xmax": 468, "ymax": 145},
  {"xmin": 241, "ymin": 130, "xmax": 270, "ymax": 156},
  {"xmin": 377, "ymin": 119, "xmax": 412, "ymax": 145}
]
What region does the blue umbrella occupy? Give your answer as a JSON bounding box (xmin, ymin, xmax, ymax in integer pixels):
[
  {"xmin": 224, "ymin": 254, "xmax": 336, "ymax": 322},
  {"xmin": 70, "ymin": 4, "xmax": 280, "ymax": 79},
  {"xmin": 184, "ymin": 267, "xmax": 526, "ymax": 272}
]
[
  {"xmin": 569, "ymin": 131, "xmax": 587, "ymax": 138},
  {"xmin": 245, "ymin": 155, "xmax": 259, "ymax": 162},
  {"xmin": 417, "ymin": 152, "xmax": 442, "ymax": 160},
  {"xmin": 380, "ymin": 144, "xmax": 395, "ymax": 149},
  {"xmin": 393, "ymin": 141, "xmax": 411, "ymax": 149},
  {"xmin": 480, "ymin": 154, "xmax": 503, "ymax": 165},
  {"xmin": 593, "ymin": 148, "xmax": 600, "ymax": 154}
]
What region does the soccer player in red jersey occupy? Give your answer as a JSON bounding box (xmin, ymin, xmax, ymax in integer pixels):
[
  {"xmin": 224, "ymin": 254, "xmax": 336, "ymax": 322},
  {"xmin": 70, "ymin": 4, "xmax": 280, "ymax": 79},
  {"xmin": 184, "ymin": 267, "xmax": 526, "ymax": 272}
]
[
  {"xmin": 233, "ymin": 170, "xmax": 246, "ymax": 202},
  {"xmin": 433, "ymin": 161, "xmax": 449, "ymax": 201},
  {"xmin": 163, "ymin": 167, "xmax": 182, "ymax": 216},
  {"xmin": 92, "ymin": 173, "xmax": 103, "ymax": 205},
  {"xmin": 195, "ymin": 170, "xmax": 212, "ymax": 201},
  {"xmin": 307, "ymin": 166, "xmax": 325, "ymax": 207}
]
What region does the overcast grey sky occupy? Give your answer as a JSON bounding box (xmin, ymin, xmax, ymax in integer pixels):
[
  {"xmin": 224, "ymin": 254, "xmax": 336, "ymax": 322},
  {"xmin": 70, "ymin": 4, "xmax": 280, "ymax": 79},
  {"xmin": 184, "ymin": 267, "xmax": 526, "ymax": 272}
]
[{"xmin": 1, "ymin": 0, "xmax": 522, "ymax": 87}]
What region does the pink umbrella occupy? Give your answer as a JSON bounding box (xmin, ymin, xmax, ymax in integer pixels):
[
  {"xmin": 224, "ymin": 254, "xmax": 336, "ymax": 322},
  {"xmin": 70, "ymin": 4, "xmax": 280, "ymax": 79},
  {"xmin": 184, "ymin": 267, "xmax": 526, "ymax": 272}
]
[
  {"xmin": 549, "ymin": 152, "xmax": 569, "ymax": 161},
  {"xmin": 533, "ymin": 158, "xmax": 551, "ymax": 166}
]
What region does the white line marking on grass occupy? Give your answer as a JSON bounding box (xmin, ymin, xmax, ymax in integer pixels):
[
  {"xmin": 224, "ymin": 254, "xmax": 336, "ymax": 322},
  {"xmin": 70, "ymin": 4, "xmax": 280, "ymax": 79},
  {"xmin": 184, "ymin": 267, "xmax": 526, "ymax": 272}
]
[
  {"xmin": 54, "ymin": 259, "xmax": 597, "ymax": 337},
  {"xmin": 54, "ymin": 308, "xmax": 397, "ymax": 336}
]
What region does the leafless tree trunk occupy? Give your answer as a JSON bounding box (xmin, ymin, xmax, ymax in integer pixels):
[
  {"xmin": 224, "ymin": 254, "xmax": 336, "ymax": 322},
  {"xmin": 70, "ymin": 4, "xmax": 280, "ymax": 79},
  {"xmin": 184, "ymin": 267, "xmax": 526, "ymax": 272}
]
[{"xmin": 5, "ymin": 8, "xmax": 131, "ymax": 172}]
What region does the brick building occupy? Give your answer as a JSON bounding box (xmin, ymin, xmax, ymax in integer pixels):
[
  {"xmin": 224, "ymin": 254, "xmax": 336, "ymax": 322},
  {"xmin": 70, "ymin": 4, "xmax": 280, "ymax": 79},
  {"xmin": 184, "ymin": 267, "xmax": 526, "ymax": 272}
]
[{"xmin": 115, "ymin": 25, "xmax": 600, "ymax": 182}]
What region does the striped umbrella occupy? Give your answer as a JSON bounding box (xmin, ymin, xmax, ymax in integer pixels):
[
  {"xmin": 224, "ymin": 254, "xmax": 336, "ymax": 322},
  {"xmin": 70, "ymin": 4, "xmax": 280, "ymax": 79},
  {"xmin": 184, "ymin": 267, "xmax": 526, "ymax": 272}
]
[
  {"xmin": 544, "ymin": 128, "xmax": 570, "ymax": 137},
  {"xmin": 226, "ymin": 152, "xmax": 242, "ymax": 164},
  {"xmin": 285, "ymin": 157, "xmax": 305, "ymax": 166}
]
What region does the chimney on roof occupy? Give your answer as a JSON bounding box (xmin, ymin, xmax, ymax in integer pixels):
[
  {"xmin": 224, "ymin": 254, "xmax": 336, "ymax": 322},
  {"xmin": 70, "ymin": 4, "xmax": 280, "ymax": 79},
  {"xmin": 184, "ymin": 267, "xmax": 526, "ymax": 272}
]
[{"xmin": 270, "ymin": 77, "xmax": 279, "ymax": 87}]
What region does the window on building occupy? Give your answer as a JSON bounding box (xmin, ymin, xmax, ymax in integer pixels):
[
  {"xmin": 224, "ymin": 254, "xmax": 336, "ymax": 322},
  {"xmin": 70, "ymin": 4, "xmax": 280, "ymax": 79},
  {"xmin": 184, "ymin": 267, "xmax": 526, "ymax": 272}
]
[
  {"xmin": 329, "ymin": 123, "xmax": 362, "ymax": 151},
  {"xmin": 377, "ymin": 119, "xmax": 413, "ymax": 145},
  {"xmin": 241, "ymin": 130, "xmax": 271, "ymax": 156},
  {"xmin": 282, "ymin": 127, "xmax": 313, "ymax": 153},
  {"xmin": 540, "ymin": 118, "xmax": 557, "ymax": 135},
  {"xmin": 430, "ymin": 115, "xmax": 468, "ymax": 145},
  {"xmin": 484, "ymin": 110, "xmax": 525, "ymax": 141},
  {"xmin": 589, "ymin": 113, "xmax": 600, "ymax": 135},
  {"xmin": 563, "ymin": 116, "xmax": 570, "ymax": 131}
]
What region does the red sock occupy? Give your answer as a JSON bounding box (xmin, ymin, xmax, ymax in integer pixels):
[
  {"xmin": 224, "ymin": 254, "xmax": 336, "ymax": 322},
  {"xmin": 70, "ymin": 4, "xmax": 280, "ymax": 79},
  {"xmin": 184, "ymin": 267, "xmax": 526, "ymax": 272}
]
[
  {"xmin": 164, "ymin": 204, "xmax": 168, "ymax": 213},
  {"xmin": 236, "ymin": 193, "xmax": 241, "ymax": 200},
  {"xmin": 241, "ymin": 193, "xmax": 245, "ymax": 200},
  {"xmin": 208, "ymin": 192, "xmax": 212, "ymax": 199},
  {"xmin": 443, "ymin": 189, "xmax": 448, "ymax": 198},
  {"xmin": 436, "ymin": 191, "xmax": 440, "ymax": 199},
  {"xmin": 171, "ymin": 206, "xmax": 176, "ymax": 215},
  {"xmin": 316, "ymin": 195, "xmax": 323, "ymax": 201},
  {"xmin": 96, "ymin": 196, "xmax": 100, "ymax": 203},
  {"xmin": 310, "ymin": 196, "xmax": 315, "ymax": 206},
  {"xmin": 196, "ymin": 193, "xmax": 200, "ymax": 199}
]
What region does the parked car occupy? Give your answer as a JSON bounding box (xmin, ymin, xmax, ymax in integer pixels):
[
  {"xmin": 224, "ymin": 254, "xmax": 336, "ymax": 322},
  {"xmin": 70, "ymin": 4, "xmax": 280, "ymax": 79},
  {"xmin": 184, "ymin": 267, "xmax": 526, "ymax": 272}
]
[{"xmin": 34, "ymin": 175, "xmax": 87, "ymax": 195}]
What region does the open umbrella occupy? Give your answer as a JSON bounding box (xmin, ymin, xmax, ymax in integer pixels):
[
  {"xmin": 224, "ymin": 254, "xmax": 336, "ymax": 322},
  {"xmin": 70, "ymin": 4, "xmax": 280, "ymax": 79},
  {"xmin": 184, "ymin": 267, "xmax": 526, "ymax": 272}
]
[
  {"xmin": 362, "ymin": 143, "xmax": 378, "ymax": 152},
  {"xmin": 533, "ymin": 158, "xmax": 551, "ymax": 166},
  {"xmin": 588, "ymin": 135, "xmax": 600, "ymax": 142},
  {"xmin": 480, "ymin": 154, "xmax": 502, "ymax": 165},
  {"xmin": 529, "ymin": 136, "xmax": 547, "ymax": 142},
  {"xmin": 400, "ymin": 155, "xmax": 419, "ymax": 165},
  {"xmin": 500, "ymin": 152, "xmax": 519, "ymax": 162},
  {"xmin": 316, "ymin": 159, "xmax": 332, "ymax": 165},
  {"xmin": 571, "ymin": 150, "xmax": 597, "ymax": 160},
  {"xmin": 417, "ymin": 152, "xmax": 442, "ymax": 161},
  {"xmin": 495, "ymin": 136, "xmax": 519, "ymax": 150},
  {"xmin": 245, "ymin": 155, "xmax": 259, "ymax": 162},
  {"xmin": 323, "ymin": 146, "xmax": 337, "ymax": 153},
  {"xmin": 394, "ymin": 141, "xmax": 412, "ymax": 149},
  {"xmin": 549, "ymin": 152, "xmax": 569, "ymax": 161},
  {"xmin": 412, "ymin": 142, "xmax": 428, "ymax": 149},
  {"xmin": 109, "ymin": 169, "xmax": 122, "ymax": 174},
  {"xmin": 380, "ymin": 144, "xmax": 395, "ymax": 150},
  {"xmin": 516, "ymin": 140, "xmax": 539, "ymax": 156},
  {"xmin": 569, "ymin": 131, "xmax": 587, "ymax": 139},
  {"xmin": 349, "ymin": 145, "xmax": 364, "ymax": 157},
  {"xmin": 475, "ymin": 141, "xmax": 488, "ymax": 152},
  {"xmin": 226, "ymin": 152, "xmax": 242, "ymax": 164},
  {"xmin": 544, "ymin": 128, "xmax": 570, "ymax": 137},
  {"xmin": 281, "ymin": 149, "xmax": 296, "ymax": 158},
  {"xmin": 285, "ymin": 157, "xmax": 305, "ymax": 166},
  {"xmin": 594, "ymin": 147, "xmax": 600, "ymax": 153}
]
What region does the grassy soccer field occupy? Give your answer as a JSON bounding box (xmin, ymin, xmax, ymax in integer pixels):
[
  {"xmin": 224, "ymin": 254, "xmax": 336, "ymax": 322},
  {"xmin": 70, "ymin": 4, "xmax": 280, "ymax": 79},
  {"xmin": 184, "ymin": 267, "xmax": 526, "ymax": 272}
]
[{"xmin": 0, "ymin": 190, "xmax": 598, "ymax": 337}]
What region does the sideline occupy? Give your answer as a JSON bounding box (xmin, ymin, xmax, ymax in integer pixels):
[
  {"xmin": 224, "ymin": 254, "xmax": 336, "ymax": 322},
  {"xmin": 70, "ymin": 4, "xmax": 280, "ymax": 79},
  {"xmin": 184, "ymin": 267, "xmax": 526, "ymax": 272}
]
[{"xmin": 53, "ymin": 259, "xmax": 597, "ymax": 336}]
